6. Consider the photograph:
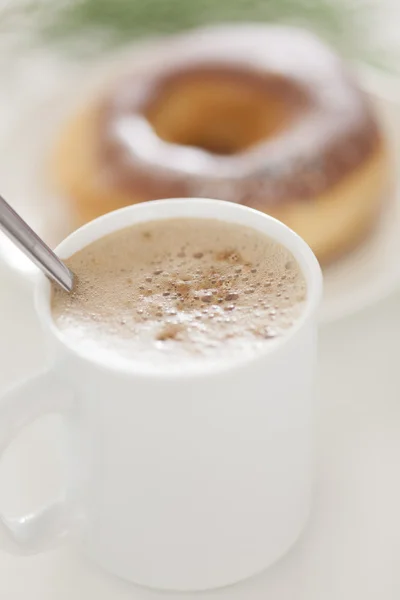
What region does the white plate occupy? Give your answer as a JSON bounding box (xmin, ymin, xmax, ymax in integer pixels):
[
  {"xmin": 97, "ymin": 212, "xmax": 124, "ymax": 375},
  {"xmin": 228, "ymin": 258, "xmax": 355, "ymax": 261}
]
[{"xmin": 0, "ymin": 42, "xmax": 399, "ymax": 323}]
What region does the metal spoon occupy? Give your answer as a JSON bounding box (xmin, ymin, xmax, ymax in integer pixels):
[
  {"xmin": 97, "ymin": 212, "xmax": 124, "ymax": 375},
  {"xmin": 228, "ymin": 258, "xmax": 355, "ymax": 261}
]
[{"xmin": 0, "ymin": 195, "xmax": 74, "ymax": 292}]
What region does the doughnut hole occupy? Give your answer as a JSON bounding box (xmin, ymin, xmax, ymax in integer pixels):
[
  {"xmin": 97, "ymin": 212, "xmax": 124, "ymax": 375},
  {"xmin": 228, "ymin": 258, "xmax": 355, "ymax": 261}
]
[{"xmin": 144, "ymin": 70, "xmax": 305, "ymax": 155}]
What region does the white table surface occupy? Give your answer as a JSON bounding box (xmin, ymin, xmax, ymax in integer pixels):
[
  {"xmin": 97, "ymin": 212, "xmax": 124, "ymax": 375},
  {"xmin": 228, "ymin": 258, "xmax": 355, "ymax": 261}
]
[{"xmin": 0, "ymin": 261, "xmax": 399, "ymax": 600}]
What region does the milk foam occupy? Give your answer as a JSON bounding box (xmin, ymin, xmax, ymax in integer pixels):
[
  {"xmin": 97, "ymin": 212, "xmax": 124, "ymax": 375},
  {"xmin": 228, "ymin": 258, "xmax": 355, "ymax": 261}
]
[{"xmin": 51, "ymin": 218, "xmax": 306, "ymax": 370}]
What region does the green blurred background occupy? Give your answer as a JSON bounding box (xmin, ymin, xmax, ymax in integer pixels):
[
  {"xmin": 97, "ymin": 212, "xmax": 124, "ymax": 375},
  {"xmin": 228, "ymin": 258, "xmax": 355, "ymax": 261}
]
[{"xmin": 2, "ymin": 0, "xmax": 399, "ymax": 74}]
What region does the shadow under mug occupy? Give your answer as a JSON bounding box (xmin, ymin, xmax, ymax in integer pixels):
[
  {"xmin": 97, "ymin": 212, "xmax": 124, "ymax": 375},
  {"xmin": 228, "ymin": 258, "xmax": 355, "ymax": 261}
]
[{"xmin": 0, "ymin": 198, "xmax": 322, "ymax": 591}]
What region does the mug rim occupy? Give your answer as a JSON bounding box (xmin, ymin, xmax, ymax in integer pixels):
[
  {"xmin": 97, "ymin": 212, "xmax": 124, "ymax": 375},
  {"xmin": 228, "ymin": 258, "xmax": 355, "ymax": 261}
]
[{"xmin": 35, "ymin": 198, "xmax": 323, "ymax": 378}]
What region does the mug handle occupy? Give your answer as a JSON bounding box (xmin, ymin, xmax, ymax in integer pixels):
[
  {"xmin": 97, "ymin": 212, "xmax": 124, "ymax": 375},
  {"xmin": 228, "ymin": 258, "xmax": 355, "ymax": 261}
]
[{"xmin": 0, "ymin": 369, "xmax": 82, "ymax": 554}]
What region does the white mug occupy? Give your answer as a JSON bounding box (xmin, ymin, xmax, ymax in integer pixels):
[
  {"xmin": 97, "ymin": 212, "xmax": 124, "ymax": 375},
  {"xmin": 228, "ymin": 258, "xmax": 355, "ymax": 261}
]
[{"xmin": 0, "ymin": 198, "xmax": 322, "ymax": 591}]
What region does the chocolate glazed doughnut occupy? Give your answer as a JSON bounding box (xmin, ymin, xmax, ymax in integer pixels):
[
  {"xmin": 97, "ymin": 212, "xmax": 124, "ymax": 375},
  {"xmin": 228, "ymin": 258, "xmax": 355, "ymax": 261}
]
[{"xmin": 52, "ymin": 25, "xmax": 389, "ymax": 263}]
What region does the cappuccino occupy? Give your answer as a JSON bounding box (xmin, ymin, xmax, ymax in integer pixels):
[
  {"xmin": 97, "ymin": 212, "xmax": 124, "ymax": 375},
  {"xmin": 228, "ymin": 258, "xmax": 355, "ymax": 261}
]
[{"xmin": 51, "ymin": 218, "xmax": 306, "ymax": 370}]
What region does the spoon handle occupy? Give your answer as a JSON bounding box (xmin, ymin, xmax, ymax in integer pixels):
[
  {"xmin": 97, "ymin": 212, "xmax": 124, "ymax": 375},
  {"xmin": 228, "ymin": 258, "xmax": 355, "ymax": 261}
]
[{"xmin": 0, "ymin": 195, "xmax": 74, "ymax": 292}]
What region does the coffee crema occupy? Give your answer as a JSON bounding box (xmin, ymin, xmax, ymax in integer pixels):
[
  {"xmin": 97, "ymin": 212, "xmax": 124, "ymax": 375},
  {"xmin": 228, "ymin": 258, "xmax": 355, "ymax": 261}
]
[{"xmin": 51, "ymin": 218, "xmax": 307, "ymax": 370}]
